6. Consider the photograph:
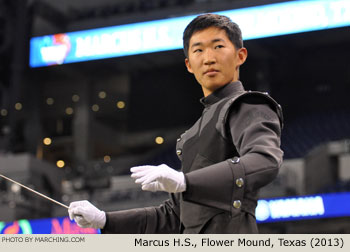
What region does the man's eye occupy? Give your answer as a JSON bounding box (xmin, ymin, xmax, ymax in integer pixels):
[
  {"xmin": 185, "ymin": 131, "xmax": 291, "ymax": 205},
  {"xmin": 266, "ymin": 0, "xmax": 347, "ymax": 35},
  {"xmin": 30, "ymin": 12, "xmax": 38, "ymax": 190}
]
[
  {"xmin": 193, "ymin": 49, "xmax": 202, "ymax": 53},
  {"xmin": 215, "ymin": 45, "xmax": 224, "ymax": 49}
]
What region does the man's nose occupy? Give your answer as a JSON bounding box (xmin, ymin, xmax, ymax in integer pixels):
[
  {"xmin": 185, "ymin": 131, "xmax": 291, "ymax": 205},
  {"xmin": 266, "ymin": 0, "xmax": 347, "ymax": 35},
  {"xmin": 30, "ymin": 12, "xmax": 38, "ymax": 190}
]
[{"xmin": 203, "ymin": 49, "xmax": 216, "ymax": 65}]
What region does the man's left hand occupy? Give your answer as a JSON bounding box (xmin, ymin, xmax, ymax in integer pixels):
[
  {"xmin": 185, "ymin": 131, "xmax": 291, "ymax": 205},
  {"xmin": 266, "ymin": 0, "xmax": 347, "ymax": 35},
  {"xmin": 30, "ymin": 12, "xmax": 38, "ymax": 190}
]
[{"xmin": 130, "ymin": 164, "xmax": 186, "ymax": 193}]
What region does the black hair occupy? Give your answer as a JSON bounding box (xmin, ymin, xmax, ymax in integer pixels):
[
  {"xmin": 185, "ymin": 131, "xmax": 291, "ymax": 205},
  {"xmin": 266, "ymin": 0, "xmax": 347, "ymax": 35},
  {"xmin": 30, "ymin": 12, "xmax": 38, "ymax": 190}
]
[{"xmin": 183, "ymin": 13, "xmax": 243, "ymax": 58}]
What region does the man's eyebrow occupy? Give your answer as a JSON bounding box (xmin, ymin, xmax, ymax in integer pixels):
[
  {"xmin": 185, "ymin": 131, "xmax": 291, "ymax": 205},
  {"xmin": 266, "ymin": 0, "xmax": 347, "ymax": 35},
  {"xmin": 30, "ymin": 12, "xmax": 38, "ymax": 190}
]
[
  {"xmin": 191, "ymin": 42, "xmax": 202, "ymax": 48},
  {"xmin": 212, "ymin": 38, "xmax": 225, "ymax": 43},
  {"xmin": 190, "ymin": 38, "xmax": 225, "ymax": 48}
]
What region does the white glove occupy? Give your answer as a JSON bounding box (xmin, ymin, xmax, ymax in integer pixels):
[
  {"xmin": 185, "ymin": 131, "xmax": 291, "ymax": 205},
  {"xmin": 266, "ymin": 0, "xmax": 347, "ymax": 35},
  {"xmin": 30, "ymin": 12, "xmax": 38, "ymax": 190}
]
[
  {"xmin": 68, "ymin": 200, "xmax": 106, "ymax": 229},
  {"xmin": 130, "ymin": 164, "xmax": 186, "ymax": 193}
]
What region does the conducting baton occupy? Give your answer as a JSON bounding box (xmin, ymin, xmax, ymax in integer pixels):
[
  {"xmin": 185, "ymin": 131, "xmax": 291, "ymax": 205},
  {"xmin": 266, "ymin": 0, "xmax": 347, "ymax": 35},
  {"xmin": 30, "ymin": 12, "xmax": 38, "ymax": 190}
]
[{"xmin": 0, "ymin": 173, "xmax": 69, "ymax": 209}]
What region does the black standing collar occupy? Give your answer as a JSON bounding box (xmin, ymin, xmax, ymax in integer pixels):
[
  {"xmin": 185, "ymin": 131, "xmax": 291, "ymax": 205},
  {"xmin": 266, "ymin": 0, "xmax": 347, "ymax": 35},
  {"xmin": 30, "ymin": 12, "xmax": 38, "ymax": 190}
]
[{"xmin": 200, "ymin": 81, "xmax": 245, "ymax": 107}]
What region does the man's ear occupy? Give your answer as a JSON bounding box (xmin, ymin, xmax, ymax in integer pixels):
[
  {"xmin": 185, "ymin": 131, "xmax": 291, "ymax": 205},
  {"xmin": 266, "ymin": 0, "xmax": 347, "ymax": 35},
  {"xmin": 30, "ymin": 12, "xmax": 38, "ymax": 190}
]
[
  {"xmin": 185, "ymin": 58, "xmax": 194, "ymax": 74},
  {"xmin": 237, "ymin": 47, "xmax": 248, "ymax": 67}
]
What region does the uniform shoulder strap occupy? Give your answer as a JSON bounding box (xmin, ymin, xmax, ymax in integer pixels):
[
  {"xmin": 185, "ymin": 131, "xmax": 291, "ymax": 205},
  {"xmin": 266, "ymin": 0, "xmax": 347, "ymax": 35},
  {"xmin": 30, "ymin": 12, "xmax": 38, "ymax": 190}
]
[{"xmin": 216, "ymin": 91, "xmax": 284, "ymax": 139}]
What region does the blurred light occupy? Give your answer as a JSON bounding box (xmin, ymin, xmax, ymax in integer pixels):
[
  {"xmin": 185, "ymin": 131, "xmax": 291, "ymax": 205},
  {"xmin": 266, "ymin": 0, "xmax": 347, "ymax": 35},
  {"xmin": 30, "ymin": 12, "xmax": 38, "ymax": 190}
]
[
  {"xmin": 116, "ymin": 101, "xmax": 125, "ymax": 109},
  {"xmin": 56, "ymin": 160, "xmax": 65, "ymax": 168},
  {"xmin": 0, "ymin": 109, "xmax": 7, "ymax": 116},
  {"xmin": 103, "ymin": 155, "xmax": 111, "ymax": 163},
  {"xmin": 98, "ymin": 91, "xmax": 107, "ymax": 99},
  {"xmin": 65, "ymin": 107, "xmax": 74, "ymax": 115},
  {"xmin": 2, "ymin": 126, "xmax": 10, "ymax": 134},
  {"xmin": 91, "ymin": 104, "xmax": 99, "ymax": 112},
  {"xmin": 15, "ymin": 103, "xmax": 22, "ymax": 111},
  {"xmin": 62, "ymin": 194, "xmax": 69, "ymax": 202},
  {"xmin": 11, "ymin": 184, "xmax": 21, "ymax": 193},
  {"xmin": 155, "ymin": 136, "xmax": 164, "ymax": 144},
  {"xmin": 43, "ymin": 137, "xmax": 52, "ymax": 145},
  {"xmin": 46, "ymin": 98, "xmax": 54, "ymax": 105},
  {"xmin": 72, "ymin": 94, "xmax": 80, "ymax": 102}
]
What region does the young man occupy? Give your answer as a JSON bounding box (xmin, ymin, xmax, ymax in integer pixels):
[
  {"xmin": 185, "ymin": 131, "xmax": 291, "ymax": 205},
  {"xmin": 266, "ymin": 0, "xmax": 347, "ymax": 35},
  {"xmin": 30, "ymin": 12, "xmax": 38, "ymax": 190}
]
[{"xmin": 68, "ymin": 13, "xmax": 283, "ymax": 234}]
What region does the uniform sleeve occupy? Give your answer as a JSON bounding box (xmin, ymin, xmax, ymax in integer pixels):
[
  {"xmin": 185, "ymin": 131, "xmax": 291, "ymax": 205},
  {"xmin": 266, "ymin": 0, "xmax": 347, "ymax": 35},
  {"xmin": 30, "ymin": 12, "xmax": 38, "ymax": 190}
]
[
  {"xmin": 101, "ymin": 193, "xmax": 181, "ymax": 233},
  {"xmin": 182, "ymin": 99, "xmax": 283, "ymax": 212}
]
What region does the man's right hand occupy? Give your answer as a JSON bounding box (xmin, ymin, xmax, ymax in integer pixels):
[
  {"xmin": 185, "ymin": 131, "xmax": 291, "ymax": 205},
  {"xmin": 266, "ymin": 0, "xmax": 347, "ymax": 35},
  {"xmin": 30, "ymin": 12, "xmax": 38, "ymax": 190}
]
[{"xmin": 68, "ymin": 200, "xmax": 106, "ymax": 229}]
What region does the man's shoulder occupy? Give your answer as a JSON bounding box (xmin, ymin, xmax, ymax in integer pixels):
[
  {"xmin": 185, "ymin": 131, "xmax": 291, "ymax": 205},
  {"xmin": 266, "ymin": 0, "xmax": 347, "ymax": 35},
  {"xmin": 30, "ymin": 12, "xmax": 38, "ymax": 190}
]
[
  {"xmin": 228, "ymin": 90, "xmax": 279, "ymax": 106},
  {"xmin": 219, "ymin": 91, "xmax": 284, "ymax": 128}
]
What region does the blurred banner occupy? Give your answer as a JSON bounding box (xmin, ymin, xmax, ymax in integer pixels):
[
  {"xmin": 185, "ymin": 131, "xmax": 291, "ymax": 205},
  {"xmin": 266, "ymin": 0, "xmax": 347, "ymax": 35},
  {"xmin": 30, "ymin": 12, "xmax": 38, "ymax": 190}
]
[
  {"xmin": 256, "ymin": 192, "xmax": 350, "ymax": 223},
  {"xmin": 0, "ymin": 217, "xmax": 100, "ymax": 234},
  {"xmin": 29, "ymin": 0, "xmax": 350, "ymax": 67}
]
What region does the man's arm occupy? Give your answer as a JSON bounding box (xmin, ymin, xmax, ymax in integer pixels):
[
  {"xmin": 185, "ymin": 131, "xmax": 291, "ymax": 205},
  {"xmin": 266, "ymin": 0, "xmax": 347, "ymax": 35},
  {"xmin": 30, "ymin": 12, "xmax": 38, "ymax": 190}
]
[
  {"xmin": 68, "ymin": 193, "xmax": 181, "ymax": 234},
  {"xmin": 102, "ymin": 193, "xmax": 181, "ymax": 234},
  {"xmin": 182, "ymin": 98, "xmax": 283, "ymax": 211}
]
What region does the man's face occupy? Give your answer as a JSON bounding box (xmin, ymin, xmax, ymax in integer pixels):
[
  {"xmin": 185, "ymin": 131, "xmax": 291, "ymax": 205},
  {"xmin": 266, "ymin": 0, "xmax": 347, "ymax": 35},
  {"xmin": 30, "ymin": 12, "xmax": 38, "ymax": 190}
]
[{"xmin": 185, "ymin": 27, "xmax": 247, "ymax": 97}]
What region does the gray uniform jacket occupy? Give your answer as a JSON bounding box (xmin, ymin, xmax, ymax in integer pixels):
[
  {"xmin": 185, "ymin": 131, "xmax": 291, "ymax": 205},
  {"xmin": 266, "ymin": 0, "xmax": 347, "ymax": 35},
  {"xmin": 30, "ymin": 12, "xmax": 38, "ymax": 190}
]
[{"xmin": 102, "ymin": 81, "xmax": 283, "ymax": 234}]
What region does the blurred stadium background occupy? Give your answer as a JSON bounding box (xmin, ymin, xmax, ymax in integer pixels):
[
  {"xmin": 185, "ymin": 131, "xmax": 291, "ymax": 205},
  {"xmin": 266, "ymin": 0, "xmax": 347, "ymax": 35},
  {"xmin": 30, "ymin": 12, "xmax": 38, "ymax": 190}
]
[{"xmin": 1, "ymin": 0, "xmax": 350, "ymax": 233}]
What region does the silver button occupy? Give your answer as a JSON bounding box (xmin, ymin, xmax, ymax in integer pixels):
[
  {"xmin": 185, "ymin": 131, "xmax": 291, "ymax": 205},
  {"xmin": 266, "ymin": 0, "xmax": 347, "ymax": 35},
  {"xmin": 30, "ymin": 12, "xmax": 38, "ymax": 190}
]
[
  {"xmin": 233, "ymin": 200, "xmax": 241, "ymax": 209},
  {"xmin": 176, "ymin": 149, "xmax": 182, "ymax": 156},
  {"xmin": 236, "ymin": 178, "xmax": 244, "ymax": 188},
  {"xmin": 177, "ymin": 138, "xmax": 181, "ymax": 142},
  {"xmin": 231, "ymin": 157, "xmax": 240, "ymax": 164}
]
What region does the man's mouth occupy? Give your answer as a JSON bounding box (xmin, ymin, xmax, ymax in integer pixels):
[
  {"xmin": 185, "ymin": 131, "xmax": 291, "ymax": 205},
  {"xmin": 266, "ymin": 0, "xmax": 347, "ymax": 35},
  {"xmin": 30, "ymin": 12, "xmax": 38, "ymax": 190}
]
[{"xmin": 204, "ymin": 69, "xmax": 219, "ymax": 75}]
